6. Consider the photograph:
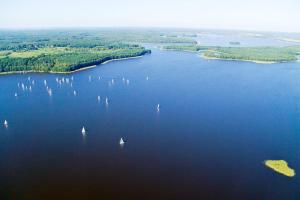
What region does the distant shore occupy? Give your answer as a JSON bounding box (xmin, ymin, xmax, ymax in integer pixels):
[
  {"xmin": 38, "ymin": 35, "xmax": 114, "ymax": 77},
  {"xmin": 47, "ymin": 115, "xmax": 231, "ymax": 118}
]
[
  {"xmin": 160, "ymin": 47, "xmax": 280, "ymax": 64},
  {"xmin": 0, "ymin": 55, "xmax": 145, "ymax": 76},
  {"xmin": 200, "ymin": 54, "xmax": 277, "ymax": 64},
  {"xmin": 163, "ymin": 44, "xmax": 300, "ymax": 64},
  {"xmin": 161, "ymin": 47, "xmax": 199, "ymax": 53}
]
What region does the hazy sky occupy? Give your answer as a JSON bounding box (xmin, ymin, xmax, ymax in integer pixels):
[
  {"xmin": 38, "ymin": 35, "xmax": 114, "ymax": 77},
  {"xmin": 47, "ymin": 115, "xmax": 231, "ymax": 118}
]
[{"xmin": 0, "ymin": 0, "xmax": 299, "ymax": 32}]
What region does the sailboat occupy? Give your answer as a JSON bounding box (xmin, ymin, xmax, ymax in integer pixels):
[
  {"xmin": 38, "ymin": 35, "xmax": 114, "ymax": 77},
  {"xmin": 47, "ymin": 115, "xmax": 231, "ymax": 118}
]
[
  {"xmin": 73, "ymin": 90, "xmax": 77, "ymax": 96},
  {"xmin": 4, "ymin": 120, "xmax": 8, "ymax": 126},
  {"xmin": 82, "ymin": 126, "xmax": 86, "ymax": 134},
  {"xmin": 105, "ymin": 97, "xmax": 109, "ymax": 105},
  {"xmin": 157, "ymin": 104, "xmax": 160, "ymax": 111},
  {"xmin": 97, "ymin": 96, "xmax": 101, "ymax": 101},
  {"xmin": 48, "ymin": 88, "xmax": 52, "ymax": 96},
  {"xmin": 15, "ymin": 93, "xmax": 18, "ymax": 97},
  {"xmin": 119, "ymin": 137, "xmax": 125, "ymax": 145}
]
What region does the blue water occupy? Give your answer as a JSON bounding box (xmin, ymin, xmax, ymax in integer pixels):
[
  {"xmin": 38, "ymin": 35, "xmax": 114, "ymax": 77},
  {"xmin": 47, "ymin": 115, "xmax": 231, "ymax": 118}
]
[{"xmin": 1, "ymin": 48, "xmax": 300, "ymax": 199}]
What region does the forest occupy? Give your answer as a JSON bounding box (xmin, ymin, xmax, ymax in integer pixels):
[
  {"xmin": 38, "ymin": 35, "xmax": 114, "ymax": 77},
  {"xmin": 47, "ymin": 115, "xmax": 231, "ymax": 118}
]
[
  {"xmin": 164, "ymin": 45, "xmax": 300, "ymax": 63},
  {"xmin": 0, "ymin": 29, "xmax": 195, "ymax": 73}
]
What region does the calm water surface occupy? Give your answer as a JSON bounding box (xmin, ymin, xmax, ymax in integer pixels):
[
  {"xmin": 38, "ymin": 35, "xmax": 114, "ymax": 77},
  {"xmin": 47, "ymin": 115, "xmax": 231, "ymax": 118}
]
[{"xmin": 1, "ymin": 47, "xmax": 300, "ymax": 199}]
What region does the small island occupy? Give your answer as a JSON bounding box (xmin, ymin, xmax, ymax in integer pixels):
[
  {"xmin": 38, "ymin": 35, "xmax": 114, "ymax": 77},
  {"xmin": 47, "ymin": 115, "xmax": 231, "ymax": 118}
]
[
  {"xmin": 229, "ymin": 41, "xmax": 240, "ymax": 45},
  {"xmin": 264, "ymin": 160, "xmax": 295, "ymax": 177},
  {"xmin": 163, "ymin": 45, "xmax": 300, "ymax": 64}
]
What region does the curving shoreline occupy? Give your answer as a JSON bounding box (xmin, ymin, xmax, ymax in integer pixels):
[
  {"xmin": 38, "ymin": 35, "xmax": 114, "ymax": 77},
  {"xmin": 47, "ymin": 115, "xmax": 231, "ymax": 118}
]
[
  {"xmin": 200, "ymin": 54, "xmax": 278, "ymax": 64},
  {"xmin": 163, "ymin": 47, "xmax": 279, "ymax": 64},
  {"xmin": 163, "ymin": 45, "xmax": 300, "ymax": 64},
  {"xmin": 0, "ymin": 54, "xmax": 147, "ymax": 76}
]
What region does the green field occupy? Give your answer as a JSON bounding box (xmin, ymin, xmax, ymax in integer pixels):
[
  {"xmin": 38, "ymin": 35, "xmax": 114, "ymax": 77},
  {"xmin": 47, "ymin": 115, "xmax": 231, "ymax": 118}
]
[{"xmin": 163, "ymin": 45, "xmax": 300, "ymax": 63}]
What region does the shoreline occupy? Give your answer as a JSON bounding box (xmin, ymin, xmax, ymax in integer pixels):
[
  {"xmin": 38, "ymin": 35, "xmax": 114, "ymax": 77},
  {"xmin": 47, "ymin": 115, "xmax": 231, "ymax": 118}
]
[
  {"xmin": 200, "ymin": 54, "xmax": 278, "ymax": 64},
  {"xmin": 161, "ymin": 48, "xmax": 199, "ymax": 53},
  {"xmin": 0, "ymin": 55, "xmax": 145, "ymax": 76},
  {"xmin": 163, "ymin": 47, "xmax": 298, "ymax": 64}
]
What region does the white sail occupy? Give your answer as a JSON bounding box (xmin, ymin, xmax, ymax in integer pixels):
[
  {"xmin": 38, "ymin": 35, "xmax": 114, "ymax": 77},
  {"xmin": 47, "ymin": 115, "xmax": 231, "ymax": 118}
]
[
  {"xmin": 4, "ymin": 120, "xmax": 8, "ymax": 126},
  {"xmin": 105, "ymin": 97, "xmax": 109, "ymax": 104},
  {"xmin": 82, "ymin": 126, "xmax": 86, "ymax": 134},
  {"xmin": 119, "ymin": 137, "xmax": 125, "ymax": 145},
  {"xmin": 48, "ymin": 88, "xmax": 52, "ymax": 96},
  {"xmin": 15, "ymin": 93, "xmax": 18, "ymax": 97},
  {"xmin": 157, "ymin": 104, "xmax": 160, "ymax": 111},
  {"xmin": 73, "ymin": 90, "xmax": 77, "ymax": 96},
  {"xmin": 97, "ymin": 96, "xmax": 101, "ymax": 101}
]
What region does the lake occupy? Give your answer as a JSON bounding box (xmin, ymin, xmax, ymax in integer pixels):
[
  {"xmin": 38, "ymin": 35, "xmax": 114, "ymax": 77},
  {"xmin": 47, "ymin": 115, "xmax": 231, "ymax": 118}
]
[{"xmin": 1, "ymin": 47, "xmax": 300, "ymax": 199}]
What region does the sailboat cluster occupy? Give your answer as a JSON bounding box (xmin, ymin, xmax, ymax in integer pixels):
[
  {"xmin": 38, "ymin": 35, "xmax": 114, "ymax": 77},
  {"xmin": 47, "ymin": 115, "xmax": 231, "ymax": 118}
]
[
  {"xmin": 5, "ymin": 74, "xmax": 159, "ymax": 148},
  {"xmin": 16, "ymin": 76, "xmax": 35, "ymax": 97}
]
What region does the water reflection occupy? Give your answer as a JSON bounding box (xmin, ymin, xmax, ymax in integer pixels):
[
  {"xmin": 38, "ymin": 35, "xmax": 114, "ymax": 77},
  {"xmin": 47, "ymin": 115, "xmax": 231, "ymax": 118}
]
[{"xmin": 82, "ymin": 133, "xmax": 87, "ymax": 144}]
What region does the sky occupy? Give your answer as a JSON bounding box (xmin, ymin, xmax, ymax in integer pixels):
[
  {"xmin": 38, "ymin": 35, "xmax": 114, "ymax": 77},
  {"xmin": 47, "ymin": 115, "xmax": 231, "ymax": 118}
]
[{"xmin": 0, "ymin": 0, "xmax": 299, "ymax": 32}]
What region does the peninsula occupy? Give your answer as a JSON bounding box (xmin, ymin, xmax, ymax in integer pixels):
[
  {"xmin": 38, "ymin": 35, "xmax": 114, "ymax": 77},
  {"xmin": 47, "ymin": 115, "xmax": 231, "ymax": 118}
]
[
  {"xmin": 163, "ymin": 45, "xmax": 300, "ymax": 64},
  {"xmin": 0, "ymin": 30, "xmax": 196, "ymax": 74}
]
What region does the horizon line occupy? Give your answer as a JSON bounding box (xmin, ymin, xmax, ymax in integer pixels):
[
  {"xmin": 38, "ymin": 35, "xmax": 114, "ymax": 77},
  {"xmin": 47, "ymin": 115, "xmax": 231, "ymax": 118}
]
[{"xmin": 0, "ymin": 26, "xmax": 299, "ymax": 34}]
